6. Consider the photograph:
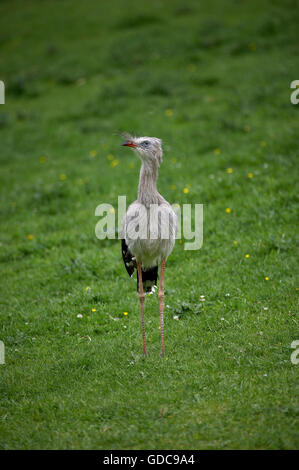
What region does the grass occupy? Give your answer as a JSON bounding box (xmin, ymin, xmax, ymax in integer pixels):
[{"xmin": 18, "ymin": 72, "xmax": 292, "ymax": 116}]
[{"xmin": 0, "ymin": 0, "xmax": 298, "ymax": 450}]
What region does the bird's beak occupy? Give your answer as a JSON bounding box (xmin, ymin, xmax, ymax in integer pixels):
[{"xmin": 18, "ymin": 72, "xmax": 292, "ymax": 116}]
[{"xmin": 122, "ymin": 140, "xmax": 137, "ymax": 148}]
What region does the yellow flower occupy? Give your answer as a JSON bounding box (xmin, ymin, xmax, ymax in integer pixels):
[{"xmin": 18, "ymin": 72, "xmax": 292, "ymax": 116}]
[
  {"xmin": 90, "ymin": 150, "xmax": 97, "ymax": 158},
  {"xmin": 248, "ymin": 172, "xmax": 254, "ymax": 178},
  {"xmin": 123, "ymin": 312, "xmax": 128, "ymax": 316},
  {"xmin": 165, "ymin": 109, "xmax": 173, "ymax": 117},
  {"xmin": 110, "ymin": 160, "xmax": 119, "ymax": 168},
  {"xmin": 60, "ymin": 173, "xmax": 66, "ymax": 181},
  {"xmin": 40, "ymin": 156, "xmax": 46, "ymax": 163},
  {"xmin": 214, "ymin": 148, "xmax": 221, "ymax": 155},
  {"xmin": 226, "ymin": 168, "xmax": 233, "ymax": 174},
  {"xmin": 179, "ymin": 240, "xmax": 183, "ymax": 244},
  {"xmin": 92, "ymin": 308, "xmax": 96, "ymax": 312},
  {"xmin": 171, "ymin": 184, "xmax": 177, "ymax": 190},
  {"xmin": 245, "ymin": 253, "xmax": 250, "ymax": 258},
  {"xmin": 171, "ymin": 157, "xmax": 177, "ymax": 163},
  {"xmin": 260, "ymin": 141, "xmax": 266, "ymax": 147},
  {"xmin": 27, "ymin": 234, "xmax": 34, "ymax": 240},
  {"xmin": 265, "ymin": 277, "xmax": 269, "ymax": 281},
  {"xmin": 107, "ymin": 154, "xmax": 114, "ymax": 161},
  {"xmin": 85, "ymin": 286, "xmax": 90, "ymax": 291},
  {"xmin": 225, "ymin": 208, "xmax": 231, "ymax": 213},
  {"xmin": 233, "ymin": 240, "xmax": 238, "ymax": 246},
  {"xmin": 183, "ymin": 188, "xmax": 189, "ymax": 194}
]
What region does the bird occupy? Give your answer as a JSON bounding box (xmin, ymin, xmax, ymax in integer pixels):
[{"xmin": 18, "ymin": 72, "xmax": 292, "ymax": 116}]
[{"xmin": 121, "ymin": 134, "xmax": 177, "ymax": 356}]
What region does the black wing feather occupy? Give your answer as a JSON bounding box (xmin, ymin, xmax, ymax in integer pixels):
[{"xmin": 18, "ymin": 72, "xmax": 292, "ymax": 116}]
[{"xmin": 121, "ymin": 239, "xmax": 136, "ymax": 277}]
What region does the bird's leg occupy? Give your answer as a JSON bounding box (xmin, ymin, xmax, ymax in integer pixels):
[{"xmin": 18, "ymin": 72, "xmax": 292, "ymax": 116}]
[
  {"xmin": 158, "ymin": 259, "xmax": 166, "ymax": 356},
  {"xmin": 137, "ymin": 262, "xmax": 147, "ymax": 355}
]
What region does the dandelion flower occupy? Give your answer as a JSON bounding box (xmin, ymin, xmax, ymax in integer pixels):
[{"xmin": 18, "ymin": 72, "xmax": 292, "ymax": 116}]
[
  {"xmin": 265, "ymin": 276, "xmax": 269, "ymax": 281},
  {"xmin": 27, "ymin": 234, "xmax": 34, "ymax": 240},
  {"xmin": 248, "ymin": 172, "xmax": 254, "ymax": 178},
  {"xmin": 60, "ymin": 173, "xmax": 66, "ymax": 181},
  {"xmin": 90, "ymin": 150, "xmax": 97, "ymax": 158},
  {"xmin": 91, "ymin": 308, "xmax": 96, "ymax": 312},
  {"xmin": 165, "ymin": 109, "xmax": 173, "ymax": 117},
  {"xmin": 233, "ymin": 240, "xmax": 238, "ymax": 246},
  {"xmin": 226, "ymin": 168, "xmax": 233, "ymax": 174},
  {"xmin": 123, "ymin": 312, "xmax": 128, "ymax": 316},
  {"xmin": 85, "ymin": 286, "xmax": 90, "ymax": 291},
  {"xmin": 183, "ymin": 187, "xmax": 189, "ymax": 194},
  {"xmin": 107, "ymin": 154, "xmax": 114, "ymax": 161},
  {"xmin": 214, "ymin": 148, "xmax": 221, "ymax": 155},
  {"xmin": 179, "ymin": 240, "xmax": 183, "ymax": 244},
  {"xmin": 260, "ymin": 141, "xmax": 266, "ymax": 147},
  {"xmin": 225, "ymin": 208, "xmax": 231, "ymax": 213},
  {"xmin": 171, "ymin": 184, "xmax": 177, "ymax": 190},
  {"xmin": 110, "ymin": 159, "xmax": 119, "ymax": 168},
  {"xmin": 245, "ymin": 253, "xmax": 250, "ymax": 258}
]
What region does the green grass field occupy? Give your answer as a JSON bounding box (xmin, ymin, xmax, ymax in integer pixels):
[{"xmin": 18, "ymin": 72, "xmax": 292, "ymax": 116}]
[{"xmin": 0, "ymin": 0, "xmax": 298, "ymax": 450}]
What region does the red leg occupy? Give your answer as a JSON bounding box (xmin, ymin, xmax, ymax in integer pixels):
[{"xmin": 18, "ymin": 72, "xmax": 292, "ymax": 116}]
[
  {"xmin": 158, "ymin": 259, "xmax": 166, "ymax": 356},
  {"xmin": 137, "ymin": 262, "xmax": 147, "ymax": 355}
]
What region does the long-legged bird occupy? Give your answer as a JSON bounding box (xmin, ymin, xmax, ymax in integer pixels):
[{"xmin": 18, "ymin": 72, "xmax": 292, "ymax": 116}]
[{"xmin": 121, "ymin": 135, "xmax": 177, "ymax": 355}]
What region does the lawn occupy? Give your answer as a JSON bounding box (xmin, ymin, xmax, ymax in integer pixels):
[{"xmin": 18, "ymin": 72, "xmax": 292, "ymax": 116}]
[{"xmin": 0, "ymin": 0, "xmax": 298, "ymax": 450}]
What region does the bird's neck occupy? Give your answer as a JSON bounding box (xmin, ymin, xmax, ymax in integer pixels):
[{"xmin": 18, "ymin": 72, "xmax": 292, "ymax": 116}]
[{"xmin": 138, "ymin": 162, "xmax": 161, "ymax": 206}]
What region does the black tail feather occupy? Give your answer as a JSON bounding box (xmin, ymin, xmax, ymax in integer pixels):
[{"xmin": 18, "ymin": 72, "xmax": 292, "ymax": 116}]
[{"xmin": 137, "ymin": 266, "xmax": 158, "ymax": 293}]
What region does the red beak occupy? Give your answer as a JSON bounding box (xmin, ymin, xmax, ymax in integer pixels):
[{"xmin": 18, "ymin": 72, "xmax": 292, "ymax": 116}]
[{"xmin": 122, "ymin": 140, "xmax": 136, "ymax": 148}]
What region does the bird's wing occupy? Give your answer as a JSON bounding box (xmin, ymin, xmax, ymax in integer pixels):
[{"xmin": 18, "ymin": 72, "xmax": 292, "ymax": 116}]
[
  {"xmin": 121, "ymin": 238, "xmax": 136, "ymax": 277},
  {"xmin": 121, "ymin": 201, "xmax": 141, "ymax": 278}
]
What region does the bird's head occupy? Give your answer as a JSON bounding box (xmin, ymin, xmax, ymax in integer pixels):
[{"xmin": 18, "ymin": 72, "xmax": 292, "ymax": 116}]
[{"xmin": 121, "ymin": 134, "xmax": 163, "ymax": 167}]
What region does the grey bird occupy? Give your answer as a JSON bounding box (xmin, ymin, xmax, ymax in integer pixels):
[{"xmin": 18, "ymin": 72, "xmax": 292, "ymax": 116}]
[{"xmin": 121, "ymin": 135, "xmax": 177, "ymax": 355}]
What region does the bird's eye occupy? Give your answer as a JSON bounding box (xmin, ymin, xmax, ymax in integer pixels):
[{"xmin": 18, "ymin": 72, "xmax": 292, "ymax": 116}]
[{"xmin": 142, "ymin": 140, "xmax": 150, "ymax": 147}]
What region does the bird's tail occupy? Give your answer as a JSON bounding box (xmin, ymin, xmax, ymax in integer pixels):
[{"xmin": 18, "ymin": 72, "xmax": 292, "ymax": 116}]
[{"xmin": 137, "ymin": 266, "xmax": 158, "ymax": 293}]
